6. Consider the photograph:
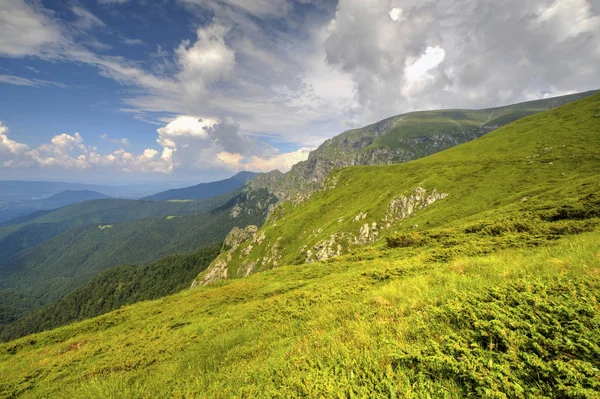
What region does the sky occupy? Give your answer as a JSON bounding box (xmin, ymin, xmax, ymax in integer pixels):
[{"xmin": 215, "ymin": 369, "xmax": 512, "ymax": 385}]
[{"xmin": 0, "ymin": 0, "xmax": 599, "ymax": 184}]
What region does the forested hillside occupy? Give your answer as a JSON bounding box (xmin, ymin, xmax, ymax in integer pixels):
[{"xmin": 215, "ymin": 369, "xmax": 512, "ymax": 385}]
[
  {"xmin": 0, "ymin": 245, "xmax": 220, "ymax": 341},
  {"xmin": 0, "ymin": 188, "xmax": 276, "ymax": 327}
]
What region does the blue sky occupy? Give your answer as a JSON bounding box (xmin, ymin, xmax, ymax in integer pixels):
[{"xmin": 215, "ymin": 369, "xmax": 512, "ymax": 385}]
[{"xmin": 1, "ymin": 0, "xmax": 599, "ymax": 184}]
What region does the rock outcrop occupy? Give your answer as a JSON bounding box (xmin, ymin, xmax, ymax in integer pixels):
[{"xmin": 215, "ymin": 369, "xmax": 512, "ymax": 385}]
[
  {"xmin": 224, "ymin": 225, "xmax": 258, "ymax": 251},
  {"xmin": 384, "ymin": 187, "xmax": 449, "ymax": 225}
]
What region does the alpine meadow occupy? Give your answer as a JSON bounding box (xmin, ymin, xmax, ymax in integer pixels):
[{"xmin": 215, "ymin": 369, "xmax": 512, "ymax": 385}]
[{"xmin": 2, "ymin": 1, "xmax": 600, "ymax": 398}]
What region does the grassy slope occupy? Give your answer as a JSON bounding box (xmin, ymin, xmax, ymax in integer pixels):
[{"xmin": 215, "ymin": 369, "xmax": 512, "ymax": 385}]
[
  {"xmin": 0, "ymin": 230, "xmax": 598, "ymax": 397},
  {"xmin": 205, "ymin": 92, "xmax": 600, "ymax": 279},
  {"xmin": 0, "ymin": 95, "xmax": 599, "ymax": 398},
  {"xmin": 366, "ymin": 90, "xmax": 598, "ymax": 149}
]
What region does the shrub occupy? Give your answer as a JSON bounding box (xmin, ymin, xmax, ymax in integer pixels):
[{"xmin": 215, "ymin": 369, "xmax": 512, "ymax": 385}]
[{"xmin": 386, "ymin": 232, "xmax": 429, "ymax": 248}]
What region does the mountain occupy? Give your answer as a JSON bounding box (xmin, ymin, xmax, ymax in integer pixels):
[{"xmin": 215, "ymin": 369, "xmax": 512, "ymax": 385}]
[
  {"xmin": 0, "ymin": 244, "xmax": 221, "ymax": 341},
  {"xmin": 1, "ymin": 93, "xmax": 598, "ymax": 398},
  {"xmin": 0, "ymin": 190, "xmax": 109, "ymax": 223},
  {"xmin": 0, "ymin": 187, "xmax": 277, "ymax": 326},
  {"xmin": 247, "ymin": 90, "xmax": 598, "ymax": 203},
  {"xmin": 144, "ymin": 171, "xmax": 258, "ymax": 201},
  {"xmin": 195, "ymin": 92, "xmax": 600, "ymax": 284}
]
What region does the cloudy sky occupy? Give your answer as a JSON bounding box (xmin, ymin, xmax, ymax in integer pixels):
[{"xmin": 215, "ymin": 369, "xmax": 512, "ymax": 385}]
[{"xmin": 1, "ymin": 0, "xmax": 598, "ymax": 183}]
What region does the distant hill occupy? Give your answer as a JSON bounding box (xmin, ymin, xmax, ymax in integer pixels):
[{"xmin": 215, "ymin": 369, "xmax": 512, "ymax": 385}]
[
  {"xmin": 144, "ymin": 171, "xmax": 258, "ymax": 201},
  {"xmin": 0, "ymin": 190, "xmax": 109, "ymax": 223}
]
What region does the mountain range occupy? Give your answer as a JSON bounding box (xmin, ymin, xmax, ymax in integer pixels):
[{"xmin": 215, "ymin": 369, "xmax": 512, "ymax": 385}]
[
  {"xmin": 0, "ymin": 190, "xmax": 109, "ymax": 223},
  {"xmin": 1, "ymin": 92, "xmax": 598, "ymax": 398}
]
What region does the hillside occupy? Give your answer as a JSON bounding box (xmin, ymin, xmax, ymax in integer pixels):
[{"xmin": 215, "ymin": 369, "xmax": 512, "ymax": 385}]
[
  {"xmin": 196, "ymin": 92, "xmax": 600, "ymax": 285},
  {"xmin": 0, "ymin": 245, "xmax": 221, "ymax": 341},
  {"xmin": 0, "ymin": 94, "xmax": 598, "ymax": 397},
  {"xmin": 0, "ymin": 190, "xmax": 109, "ymax": 224},
  {"xmin": 247, "ymin": 90, "xmax": 598, "ymax": 202},
  {"xmin": 0, "ymin": 188, "xmax": 277, "ymax": 326},
  {"xmin": 144, "ymin": 171, "xmax": 257, "ymax": 201}
]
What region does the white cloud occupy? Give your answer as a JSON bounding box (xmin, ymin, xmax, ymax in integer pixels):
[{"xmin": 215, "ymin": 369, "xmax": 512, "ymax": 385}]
[
  {"xmin": 402, "ymin": 45, "xmax": 446, "ymax": 97},
  {"xmin": 389, "ymin": 8, "xmax": 404, "ymax": 22},
  {"xmin": 0, "ymin": 0, "xmax": 65, "ymax": 58},
  {"xmin": 0, "ymin": 123, "xmax": 31, "ymax": 167},
  {"xmin": 0, "ymin": 123, "xmax": 172, "ymax": 173},
  {"xmin": 0, "ymin": 116, "xmax": 311, "ymax": 175},
  {"xmin": 176, "ymin": 25, "xmax": 236, "ymax": 84},
  {"xmin": 0, "ymin": 74, "xmax": 67, "ymax": 88},
  {"xmin": 72, "ymin": 6, "xmax": 105, "ymax": 30},
  {"xmin": 322, "ymin": 0, "xmax": 600, "ymax": 124},
  {"xmin": 157, "ymin": 116, "xmax": 215, "ymax": 146}
]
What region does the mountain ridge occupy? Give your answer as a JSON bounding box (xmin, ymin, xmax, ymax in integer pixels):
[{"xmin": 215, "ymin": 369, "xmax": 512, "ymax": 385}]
[
  {"xmin": 195, "ymin": 91, "xmax": 600, "ymax": 286},
  {"xmin": 144, "ymin": 171, "xmax": 257, "ymax": 201},
  {"xmin": 246, "ymin": 90, "xmax": 598, "ymax": 204}
]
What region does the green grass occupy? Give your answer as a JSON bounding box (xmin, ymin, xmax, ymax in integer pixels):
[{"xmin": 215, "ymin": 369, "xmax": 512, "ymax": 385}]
[
  {"xmin": 0, "ymin": 225, "xmax": 598, "ymax": 397},
  {"xmin": 204, "ymin": 92, "xmax": 600, "ymax": 280},
  {"xmin": 167, "ymin": 200, "xmax": 193, "ymax": 203}
]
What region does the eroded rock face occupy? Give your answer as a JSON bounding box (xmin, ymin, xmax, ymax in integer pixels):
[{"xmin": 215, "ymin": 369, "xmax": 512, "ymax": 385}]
[
  {"xmin": 263, "ymin": 237, "xmax": 283, "ymax": 267},
  {"xmin": 239, "ymin": 261, "xmax": 256, "ymax": 277},
  {"xmin": 384, "ymin": 187, "xmax": 448, "ymax": 224},
  {"xmin": 224, "ymin": 225, "xmax": 258, "ymax": 250},
  {"xmin": 192, "ymin": 259, "xmax": 228, "ymax": 287},
  {"xmin": 358, "ymin": 222, "xmax": 379, "ymax": 244},
  {"xmin": 230, "ymin": 205, "xmax": 242, "ymax": 217},
  {"xmin": 196, "ymin": 186, "xmax": 449, "ymax": 286},
  {"xmin": 313, "ymin": 234, "xmax": 342, "ymax": 262}
]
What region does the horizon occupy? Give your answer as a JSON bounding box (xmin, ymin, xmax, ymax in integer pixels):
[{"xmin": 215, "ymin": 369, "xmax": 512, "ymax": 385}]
[{"xmin": 1, "ymin": 0, "xmax": 599, "ymax": 183}]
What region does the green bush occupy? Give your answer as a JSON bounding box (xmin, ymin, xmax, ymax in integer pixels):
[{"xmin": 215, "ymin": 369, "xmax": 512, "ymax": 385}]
[
  {"xmin": 394, "ymin": 278, "xmax": 600, "ymax": 398},
  {"xmin": 386, "ymin": 231, "xmax": 429, "ymax": 248}
]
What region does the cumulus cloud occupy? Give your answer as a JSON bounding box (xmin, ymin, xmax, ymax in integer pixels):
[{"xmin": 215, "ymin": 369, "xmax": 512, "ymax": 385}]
[
  {"xmin": 323, "ymin": 0, "xmax": 600, "ymax": 124},
  {"xmin": 0, "ymin": 118, "xmax": 310, "ymax": 175},
  {"xmin": 0, "ymin": 122, "xmax": 172, "ymax": 173},
  {"xmin": 154, "ymin": 115, "xmax": 310, "ymax": 172},
  {"xmin": 0, "ymin": 123, "xmax": 31, "ymax": 167},
  {"xmin": 176, "ymin": 24, "xmax": 236, "ymax": 85}
]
